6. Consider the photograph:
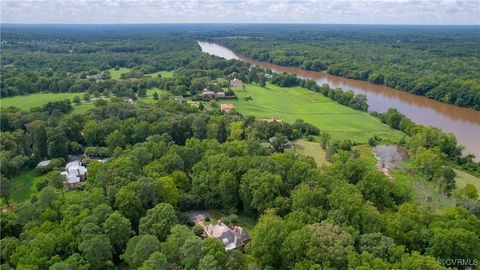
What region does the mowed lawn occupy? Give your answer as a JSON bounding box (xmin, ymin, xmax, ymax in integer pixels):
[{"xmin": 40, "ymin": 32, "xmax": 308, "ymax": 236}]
[
  {"xmin": 292, "ymin": 140, "xmax": 329, "ymax": 167},
  {"xmin": 1, "ymin": 170, "xmax": 44, "ymax": 207},
  {"xmin": 107, "ymin": 68, "xmax": 173, "ymax": 79},
  {"xmin": 146, "ymin": 71, "xmax": 173, "ymax": 78},
  {"xmin": 1, "ymin": 92, "xmax": 84, "ymax": 110},
  {"xmin": 454, "ymin": 168, "xmax": 480, "ymax": 192},
  {"xmin": 107, "ymin": 67, "xmax": 131, "ymax": 79},
  {"xmin": 221, "ymin": 83, "xmax": 404, "ymax": 142}
]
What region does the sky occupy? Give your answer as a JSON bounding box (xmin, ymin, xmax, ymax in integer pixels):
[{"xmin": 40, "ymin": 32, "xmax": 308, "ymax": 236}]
[{"xmin": 1, "ymin": 0, "xmax": 479, "ymax": 25}]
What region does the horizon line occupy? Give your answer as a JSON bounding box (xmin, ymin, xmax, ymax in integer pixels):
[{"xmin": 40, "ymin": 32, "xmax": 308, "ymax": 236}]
[{"xmin": 2, "ymin": 22, "xmax": 480, "ymax": 26}]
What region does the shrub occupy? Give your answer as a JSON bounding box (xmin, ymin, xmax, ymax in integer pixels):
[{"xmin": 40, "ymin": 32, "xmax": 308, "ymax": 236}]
[
  {"xmin": 229, "ymin": 214, "xmax": 238, "ymax": 224},
  {"xmin": 193, "ymin": 224, "xmax": 204, "ymax": 236}
]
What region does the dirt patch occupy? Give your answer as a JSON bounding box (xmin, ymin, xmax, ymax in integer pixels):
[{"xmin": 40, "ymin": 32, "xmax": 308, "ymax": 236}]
[{"xmin": 373, "ymin": 144, "xmax": 407, "ymax": 178}]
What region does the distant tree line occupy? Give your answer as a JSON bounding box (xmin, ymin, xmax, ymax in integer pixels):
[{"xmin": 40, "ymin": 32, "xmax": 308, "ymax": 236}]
[{"xmin": 209, "ymin": 25, "xmax": 480, "ymax": 110}]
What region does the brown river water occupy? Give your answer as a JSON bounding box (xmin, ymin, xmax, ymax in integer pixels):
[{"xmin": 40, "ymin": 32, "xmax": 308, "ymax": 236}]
[{"xmin": 198, "ymin": 41, "xmax": 480, "ymax": 159}]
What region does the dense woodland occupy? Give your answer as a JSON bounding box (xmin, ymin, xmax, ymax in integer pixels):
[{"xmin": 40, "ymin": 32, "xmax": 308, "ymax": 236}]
[
  {"xmin": 1, "ymin": 25, "xmax": 480, "ymax": 270},
  {"xmin": 203, "ymin": 25, "xmax": 480, "ymax": 110}
]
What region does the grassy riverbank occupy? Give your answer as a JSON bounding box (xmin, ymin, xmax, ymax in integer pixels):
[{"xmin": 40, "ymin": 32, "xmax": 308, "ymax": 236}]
[{"xmin": 220, "ymin": 83, "xmax": 403, "ymax": 143}]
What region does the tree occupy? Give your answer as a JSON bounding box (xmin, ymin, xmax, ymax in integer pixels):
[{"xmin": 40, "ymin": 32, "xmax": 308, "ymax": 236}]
[
  {"xmin": 199, "ymin": 254, "xmax": 222, "ymax": 270},
  {"xmin": 291, "ymin": 183, "xmax": 326, "ymax": 222},
  {"xmin": 356, "ymin": 170, "xmax": 395, "ymax": 210},
  {"xmin": 78, "ymin": 234, "xmax": 113, "ymax": 270},
  {"xmin": 240, "ymin": 169, "xmax": 282, "ymax": 213},
  {"xmin": 413, "ymin": 147, "xmax": 444, "ymax": 181},
  {"xmin": 103, "ymin": 211, "xmax": 133, "ymax": 256},
  {"xmin": 280, "ymin": 226, "xmax": 311, "ymax": 269},
  {"xmin": 179, "ymin": 237, "xmax": 203, "ymax": 269},
  {"xmin": 83, "ymin": 93, "xmax": 90, "ymax": 101},
  {"xmin": 395, "ymin": 252, "xmax": 446, "ymax": 270},
  {"xmin": 440, "ymin": 167, "xmax": 456, "ymax": 194},
  {"xmin": 47, "ymin": 170, "xmax": 66, "ymax": 198},
  {"xmin": 246, "ymin": 210, "xmax": 290, "ymax": 268},
  {"xmin": 139, "ymin": 252, "xmax": 167, "ymax": 270},
  {"xmin": 304, "ymin": 222, "xmax": 355, "ymax": 269},
  {"xmin": 0, "ymin": 175, "xmax": 12, "ymax": 206},
  {"xmin": 122, "ymin": 234, "xmax": 161, "ymax": 269},
  {"xmin": 139, "ymin": 203, "xmax": 177, "ymax": 241},
  {"xmin": 153, "ymin": 91, "xmax": 159, "ymax": 100},
  {"xmin": 47, "ymin": 127, "xmax": 68, "ymax": 158},
  {"xmin": 453, "ymin": 184, "xmax": 479, "ymax": 200},
  {"xmin": 359, "ymin": 232, "xmax": 396, "ymax": 259},
  {"xmin": 228, "ymin": 121, "xmax": 244, "ymax": 141},
  {"xmin": 427, "ymin": 228, "xmax": 480, "ymax": 265},
  {"xmin": 160, "ymin": 225, "xmax": 197, "ymax": 267},
  {"xmin": 73, "ymin": 96, "xmax": 81, "ymax": 105},
  {"xmin": 218, "ymin": 171, "xmax": 239, "ymax": 212},
  {"xmin": 384, "ymin": 203, "xmax": 430, "ymax": 251},
  {"xmin": 320, "ymin": 133, "xmax": 330, "ymax": 149},
  {"xmin": 202, "ymin": 238, "xmax": 227, "ymax": 269},
  {"xmin": 114, "ymin": 185, "xmax": 144, "ymax": 226},
  {"xmin": 106, "ymin": 130, "xmax": 127, "ymax": 149}
]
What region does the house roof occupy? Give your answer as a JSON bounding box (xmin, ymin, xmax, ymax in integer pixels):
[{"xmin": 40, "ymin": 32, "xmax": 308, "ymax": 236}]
[
  {"xmin": 204, "ymin": 222, "xmax": 249, "ymax": 251},
  {"xmin": 37, "ymin": 160, "xmax": 51, "ymax": 167},
  {"xmin": 61, "ymin": 171, "xmax": 80, "ymax": 184}
]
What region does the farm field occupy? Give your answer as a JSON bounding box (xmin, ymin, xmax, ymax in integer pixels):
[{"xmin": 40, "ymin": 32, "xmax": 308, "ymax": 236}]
[
  {"xmin": 220, "ymin": 83, "xmax": 404, "ymax": 142},
  {"xmin": 454, "ymin": 168, "xmax": 480, "ymax": 192},
  {"xmin": 1, "ymin": 92, "xmax": 84, "ymax": 110},
  {"xmin": 292, "ymin": 139, "xmax": 329, "ymax": 167}
]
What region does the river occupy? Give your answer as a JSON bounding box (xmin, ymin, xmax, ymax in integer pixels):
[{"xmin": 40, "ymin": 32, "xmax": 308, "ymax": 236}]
[{"xmin": 198, "ymin": 41, "xmax": 480, "ymax": 159}]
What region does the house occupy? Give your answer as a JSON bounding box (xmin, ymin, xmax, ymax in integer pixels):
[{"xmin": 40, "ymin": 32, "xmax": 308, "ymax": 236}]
[
  {"xmin": 229, "ymin": 78, "xmax": 244, "ymax": 88},
  {"xmin": 122, "ymin": 97, "xmax": 135, "ymax": 104},
  {"xmin": 215, "ymin": 92, "xmax": 226, "ymax": 99},
  {"xmin": 269, "ymin": 136, "xmax": 293, "ymax": 150},
  {"xmin": 201, "ymin": 91, "xmax": 216, "ymax": 100},
  {"xmin": 266, "ymin": 118, "xmax": 283, "ymax": 125},
  {"xmin": 204, "ymin": 222, "xmax": 250, "ymax": 251},
  {"xmin": 86, "ymin": 73, "xmax": 103, "ymax": 80},
  {"xmin": 61, "ymin": 161, "xmax": 87, "ymax": 190},
  {"xmin": 220, "ymin": 103, "xmax": 234, "ymax": 113}
]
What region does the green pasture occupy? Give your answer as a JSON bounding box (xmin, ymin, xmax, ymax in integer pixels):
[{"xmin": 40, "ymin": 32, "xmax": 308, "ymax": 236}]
[
  {"xmin": 145, "ymin": 70, "xmax": 173, "ymax": 78},
  {"xmin": 107, "ymin": 67, "xmax": 131, "ymax": 79},
  {"xmin": 0, "ymin": 170, "xmax": 44, "ymax": 207},
  {"xmin": 221, "ymin": 83, "xmax": 404, "ymax": 143},
  {"xmin": 292, "ymin": 139, "xmax": 329, "ymax": 167},
  {"xmin": 454, "ymin": 168, "xmax": 480, "ymax": 192},
  {"xmin": 1, "ymin": 92, "xmax": 84, "ymax": 110}
]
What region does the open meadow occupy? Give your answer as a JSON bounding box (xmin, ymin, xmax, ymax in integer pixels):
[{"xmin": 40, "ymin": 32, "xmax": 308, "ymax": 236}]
[
  {"xmin": 0, "ymin": 92, "xmax": 85, "ymax": 111},
  {"xmin": 221, "ymin": 83, "xmax": 404, "ymax": 143},
  {"xmin": 454, "ymin": 168, "xmax": 480, "ymax": 192}
]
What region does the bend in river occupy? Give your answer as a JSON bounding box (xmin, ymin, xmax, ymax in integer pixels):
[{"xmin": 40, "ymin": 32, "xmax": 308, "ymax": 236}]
[{"xmin": 198, "ymin": 41, "xmax": 480, "ymax": 159}]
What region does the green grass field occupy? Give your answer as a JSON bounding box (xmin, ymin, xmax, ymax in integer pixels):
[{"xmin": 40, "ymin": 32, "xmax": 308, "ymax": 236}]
[
  {"xmin": 0, "ymin": 170, "xmax": 44, "ymax": 207},
  {"xmin": 221, "ymin": 83, "xmax": 404, "ymax": 143},
  {"xmin": 107, "ymin": 67, "xmax": 131, "ymax": 79},
  {"xmin": 292, "ymin": 139, "xmax": 329, "ymax": 167},
  {"xmin": 1, "ymin": 92, "xmax": 85, "ymax": 110},
  {"xmin": 454, "ymin": 169, "xmax": 480, "ymax": 192},
  {"xmin": 145, "ymin": 71, "xmax": 173, "ymax": 78},
  {"xmin": 1, "ymin": 88, "xmax": 165, "ymax": 113},
  {"xmin": 106, "ymin": 68, "xmax": 173, "ymax": 79}
]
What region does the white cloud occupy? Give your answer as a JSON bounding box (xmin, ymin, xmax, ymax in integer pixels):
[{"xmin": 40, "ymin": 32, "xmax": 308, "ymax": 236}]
[{"xmin": 1, "ymin": 0, "xmax": 478, "ymax": 24}]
